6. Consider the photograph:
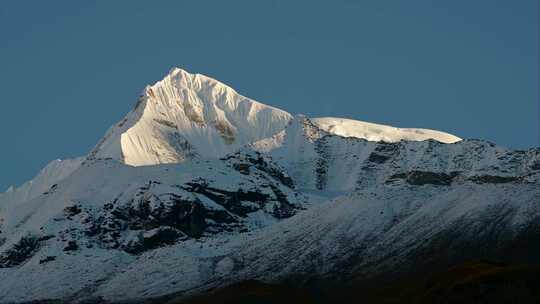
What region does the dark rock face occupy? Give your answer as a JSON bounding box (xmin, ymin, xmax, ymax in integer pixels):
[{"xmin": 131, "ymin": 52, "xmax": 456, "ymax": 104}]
[
  {"xmin": 119, "ymin": 194, "xmax": 229, "ymax": 238},
  {"xmin": 368, "ymin": 143, "xmax": 400, "ymax": 164},
  {"xmin": 469, "ymin": 175, "xmax": 521, "ymax": 184},
  {"xmin": 367, "ymin": 153, "xmax": 390, "ymax": 164},
  {"xmin": 123, "ymin": 227, "xmax": 187, "ymax": 254},
  {"xmin": 64, "ymin": 205, "xmax": 82, "ymax": 217},
  {"xmin": 37, "ymin": 235, "xmax": 55, "ymax": 242},
  {"xmin": 233, "ymin": 163, "xmax": 250, "ymax": 175},
  {"xmin": 73, "ymin": 183, "xmax": 297, "ymax": 254},
  {"xmin": 268, "ymin": 184, "xmax": 297, "ymax": 219},
  {"xmin": 0, "ymin": 235, "xmax": 40, "ymax": 268},
  {"xmin": 65, "ymin": 153, "xmax": 301, "ymax": 255},
  {"xmin": 314, "ymin": 139, "xmax": 330, "ymax": 190},
  {"xmin": 152, "ymin": 118, "xmax": 177, "ymax": 129},
  {"xmin": 63, "ymin": 240, "xmax": 78, "ymax": 252},
  {"xmin": 78, "ymin": 193, "xmax": 238, "ymax": 252},
  {"xmin": 182, "ymin": 180, "xmax": 270, "ymax": 217},
  {"xmin": 388, "ymin": 170, "xmax": 458, "ymax": 186},
  {"xmin": 39, "ymin": 256, "xmax": 56, "ymax": 264},
  {"xmin": 223, "ymin": 152, "xmax": 295, "ymax": 188},
  {"xmin": 406, "ymin": 171, "xmax": 458, "ymax": 186},
  {"xmin": 42, "ymin": 184, "xmax": 58, "ymax": 195}
]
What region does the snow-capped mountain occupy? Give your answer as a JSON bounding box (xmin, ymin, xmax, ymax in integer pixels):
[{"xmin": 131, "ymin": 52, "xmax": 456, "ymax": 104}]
[
  {"xmin": 89, "ymin": 68, "xmax": 292, "ymax": 166},
  {"xmin": 88, "ymin": 68, "xmax": 460, "ymax": 166},
  {"xmin": 0, "ymin": 68, "xmax": 538, "ymax": 303}
]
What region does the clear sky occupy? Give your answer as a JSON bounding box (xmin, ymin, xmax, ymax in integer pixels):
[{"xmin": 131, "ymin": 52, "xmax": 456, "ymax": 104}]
[{"xmin": 0, "ymin": 0, "xmax": 538, "ymax": 190}]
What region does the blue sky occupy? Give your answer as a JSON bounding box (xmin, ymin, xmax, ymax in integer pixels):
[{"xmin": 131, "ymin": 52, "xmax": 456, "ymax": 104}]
[{"xmin": 0, "ymin": 0, "xmax": 537, "ymax": 190}]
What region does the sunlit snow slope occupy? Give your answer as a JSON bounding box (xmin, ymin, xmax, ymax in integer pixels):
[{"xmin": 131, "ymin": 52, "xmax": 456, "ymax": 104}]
[
  {"xmin": 312, "ymin": 117, "xmax": 461, "ymax": 143},
  {"xmin": 90, "ymin": 68, "xmax": 292, "ymax": 166}
]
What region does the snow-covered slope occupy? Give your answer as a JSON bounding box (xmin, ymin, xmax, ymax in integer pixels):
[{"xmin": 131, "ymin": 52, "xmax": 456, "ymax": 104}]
[
  {"xmin": 1, "ymin": 68, "xmax": 537, "ymax": 303},
  {"xmin": 0, "ymin": 158, "xmax": 83, "ymax": 211},
  {"xmin": 0, "ymin": 153, "xmax": 310, "ymax": 302},
  {"xmin": 0, "ymin": 152, "xmax": 305, "ymax": 246},
  {"xmin": 253, "ymin": 115, "xmax": 535, "ymax": 193},
  {"xmin": 89, "ymin": 68, "xmax": 292, "ymax": 166},
  {"xmin": 0, "ymin": 139, "xmax": 537, "ymax": 303},
  {"xmin": 312, "ymin": 117, "xmax": 461, "ymax": 143}
]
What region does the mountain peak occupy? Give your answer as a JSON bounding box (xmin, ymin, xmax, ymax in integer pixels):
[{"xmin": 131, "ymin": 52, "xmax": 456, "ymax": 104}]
[
  {"xmin": 144, "ymin": 67, "xmax": 237, "ymax": 102},
  {"xmin": 89, "ymin": 69, "xmax": 292, "ymax": 166},
  {"xmin": 168, "ymin": 66, "xmax": 190, "ymax": 75},
  {"xmin": 89, "ymin": 68, "xmax": 463, "ymax": 167},
  {"xmin": 159, "ymin": 67, "xmax": 209, "ymax": 89}
]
